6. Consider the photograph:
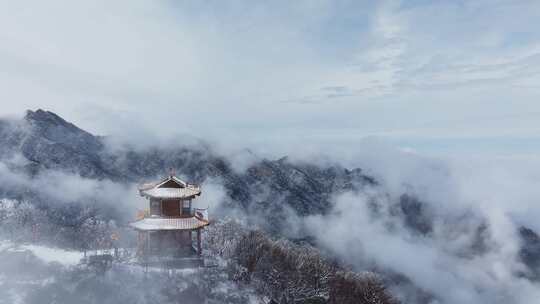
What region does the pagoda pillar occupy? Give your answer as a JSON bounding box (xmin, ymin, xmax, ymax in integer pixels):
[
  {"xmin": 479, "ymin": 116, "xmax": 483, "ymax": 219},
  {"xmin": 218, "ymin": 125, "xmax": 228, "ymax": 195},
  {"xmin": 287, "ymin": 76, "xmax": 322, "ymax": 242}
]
[
  {"xmin": 146, "ymin": 231, "xmax": 151, "ymax": 257},
  {"xmin": 196, "ymin": 229, "xmax": 202, "ymax": 256}
]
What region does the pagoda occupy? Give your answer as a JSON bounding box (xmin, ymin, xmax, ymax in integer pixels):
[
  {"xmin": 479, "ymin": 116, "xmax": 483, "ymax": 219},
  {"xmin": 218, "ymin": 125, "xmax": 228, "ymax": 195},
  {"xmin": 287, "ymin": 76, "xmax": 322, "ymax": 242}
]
[{"xmin": 130, "ymin": 172, "xmax": 209, "ymax": 258}]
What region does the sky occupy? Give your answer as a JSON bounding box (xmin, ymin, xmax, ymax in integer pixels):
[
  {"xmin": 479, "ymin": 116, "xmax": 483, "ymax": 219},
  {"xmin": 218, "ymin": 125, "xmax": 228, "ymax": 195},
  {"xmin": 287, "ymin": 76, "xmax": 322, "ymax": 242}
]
[{"xmin": 1, "ymin": 0, "xmax": 540, "ymax": 157}]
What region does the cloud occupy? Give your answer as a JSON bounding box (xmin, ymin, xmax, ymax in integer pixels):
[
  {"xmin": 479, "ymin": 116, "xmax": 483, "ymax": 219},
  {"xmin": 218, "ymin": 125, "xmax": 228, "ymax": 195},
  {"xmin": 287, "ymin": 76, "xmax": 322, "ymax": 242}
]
[
  {"xmin": 0, "ymin": 156, "xmax": 145, "ymax": 222},
  {"xmin": 1, "ymin": 1, "xmax": 539, "ymax": 156},
  {"xmin": 303, "ymin": 142, "xmax": 540, "ymax": 303}
]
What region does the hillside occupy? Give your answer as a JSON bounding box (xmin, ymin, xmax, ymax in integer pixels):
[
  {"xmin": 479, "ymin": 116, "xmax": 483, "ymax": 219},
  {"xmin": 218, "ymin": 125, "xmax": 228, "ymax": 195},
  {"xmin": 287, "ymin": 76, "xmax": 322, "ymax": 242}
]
[
  {"xmin": 0, "ymin": 109, "xmax": 377, "ymax": 230},
  {"xmin": 1, "ymin": 109, "xmax": 540, "ymax": 304}
]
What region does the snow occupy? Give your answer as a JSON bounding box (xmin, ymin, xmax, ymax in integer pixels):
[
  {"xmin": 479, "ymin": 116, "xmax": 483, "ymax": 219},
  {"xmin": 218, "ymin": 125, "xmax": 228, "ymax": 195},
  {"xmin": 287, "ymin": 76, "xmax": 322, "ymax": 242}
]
[
  {"xmin": 1, "ymin": 240, "xmax": 84, "ymax": 266},
  {"xmin": 141, "ymin": 186, "xmax": 200, "ymax": 199},
  {"xmin": 19, "ymin": 244, "xmax": 84, "ymax": 266},
  {"xmin": 139, "ymin": 176, "xmax": 201, "ymax": 199},
  {"xmin": 130, "ymin": 216, "xmax": 209, "ymax": 230}
]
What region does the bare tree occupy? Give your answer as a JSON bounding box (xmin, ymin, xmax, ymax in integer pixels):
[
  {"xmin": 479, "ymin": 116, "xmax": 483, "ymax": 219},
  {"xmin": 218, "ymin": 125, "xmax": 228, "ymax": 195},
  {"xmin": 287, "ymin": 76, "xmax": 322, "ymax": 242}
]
[{"xmin": 206, "ymin": 219, "xmax": 398, "ymax": 304}]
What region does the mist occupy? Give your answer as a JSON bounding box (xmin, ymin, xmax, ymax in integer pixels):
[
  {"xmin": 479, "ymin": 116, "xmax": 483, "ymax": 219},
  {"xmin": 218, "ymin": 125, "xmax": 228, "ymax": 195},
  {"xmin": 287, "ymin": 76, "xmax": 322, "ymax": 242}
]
[
  {"xmin": 304, "ymin": 142, "xmax": 540, "ymax": 303},
  {"xmin": 2, "ymin": 109, "xmax": 540, "ymax": 303}
]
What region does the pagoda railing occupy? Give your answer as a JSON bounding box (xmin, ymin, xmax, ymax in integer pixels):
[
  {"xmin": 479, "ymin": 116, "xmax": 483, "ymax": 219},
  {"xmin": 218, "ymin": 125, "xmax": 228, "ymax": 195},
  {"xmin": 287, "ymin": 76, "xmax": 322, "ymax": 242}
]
[{"xmin": 136, "ymin": 207, "xmax": 208, "ymax": 220}]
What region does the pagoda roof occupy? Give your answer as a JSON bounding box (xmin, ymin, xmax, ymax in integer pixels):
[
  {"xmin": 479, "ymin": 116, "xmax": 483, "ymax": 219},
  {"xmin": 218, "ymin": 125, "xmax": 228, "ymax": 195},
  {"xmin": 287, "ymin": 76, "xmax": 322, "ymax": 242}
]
[
  {"xmin": 129, "ymin": 216, "xmax": 209, "ymax": 231},
  {"xmin": 138, "ymin": 175, "xmax": 201, "ymax": 199}
]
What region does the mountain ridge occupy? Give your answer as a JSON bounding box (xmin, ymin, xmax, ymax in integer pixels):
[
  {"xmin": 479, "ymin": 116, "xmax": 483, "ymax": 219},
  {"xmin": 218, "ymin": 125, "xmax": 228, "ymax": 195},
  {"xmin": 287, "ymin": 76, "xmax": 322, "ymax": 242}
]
[
  {"xmin": 2, "ymin": 109, "xmax": 540, "ymax": 303},
  {"xmin": 0, "ymin": 109, "xmax": 376, "ymax": 229}
]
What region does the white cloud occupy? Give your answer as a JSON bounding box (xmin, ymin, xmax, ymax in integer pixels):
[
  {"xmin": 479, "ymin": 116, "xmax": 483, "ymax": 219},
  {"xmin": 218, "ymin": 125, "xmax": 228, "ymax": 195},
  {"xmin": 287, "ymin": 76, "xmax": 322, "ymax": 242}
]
[{"xmin": 305, "ymin": 145, "xmax": 540, "ymax": 303}]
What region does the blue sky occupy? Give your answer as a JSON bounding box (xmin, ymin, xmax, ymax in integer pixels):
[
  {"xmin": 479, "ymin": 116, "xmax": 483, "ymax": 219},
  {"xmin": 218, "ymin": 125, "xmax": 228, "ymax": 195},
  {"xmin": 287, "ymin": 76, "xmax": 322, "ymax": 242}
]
[{"xmin": 1, "ymin": 0, "xmax": 539, "ymax": 156}]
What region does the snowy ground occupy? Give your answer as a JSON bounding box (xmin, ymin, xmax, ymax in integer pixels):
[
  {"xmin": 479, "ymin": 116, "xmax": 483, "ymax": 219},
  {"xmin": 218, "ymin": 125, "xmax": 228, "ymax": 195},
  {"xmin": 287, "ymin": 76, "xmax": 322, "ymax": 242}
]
[
  {"xmin": 0, "ymin": 239, "xmax": 259, "ymax": 304},
  {"xmin": 14, "ymin": 244, "xmax": 84, "ymax": 266}
]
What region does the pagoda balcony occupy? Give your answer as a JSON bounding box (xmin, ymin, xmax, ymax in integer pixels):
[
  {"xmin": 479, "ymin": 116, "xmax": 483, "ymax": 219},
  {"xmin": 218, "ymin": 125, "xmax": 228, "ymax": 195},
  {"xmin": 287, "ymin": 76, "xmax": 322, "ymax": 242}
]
[
  {"xmin": 137, "ymin": 207, "xmax": 207, "ymax": 220},
  {"xmin": 150, "ymin": 210, "xmax": 196, "ymax": 219}
]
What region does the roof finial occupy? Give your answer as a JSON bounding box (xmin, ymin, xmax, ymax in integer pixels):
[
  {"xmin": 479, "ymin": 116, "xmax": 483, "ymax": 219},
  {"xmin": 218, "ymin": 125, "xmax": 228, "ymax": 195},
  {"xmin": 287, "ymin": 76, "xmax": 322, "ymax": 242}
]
[{"xmin": 169, "ymin": 167, "xmax": 175, "ymax": 177}]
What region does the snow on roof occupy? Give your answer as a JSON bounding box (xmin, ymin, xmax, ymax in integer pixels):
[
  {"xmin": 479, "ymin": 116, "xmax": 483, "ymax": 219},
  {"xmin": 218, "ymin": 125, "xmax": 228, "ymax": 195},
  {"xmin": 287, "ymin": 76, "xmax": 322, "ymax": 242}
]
[
  {"xmin": 138, "ymin": 181, "xmax": 159, "ymax": 191},
  {"xmin": 141, "ymin": 187, "xmax": 201, "ymax": 199},
  {"xmin": 129, "ymin": 216, "xmax": 209, "ymax": 231},
  {"xmin": 159, "ymin": 176, "xmax": 188, "ymax": 188},
  {"xmin": 138, "ymin": 175, "xmax": 201, "ymax": 199}
]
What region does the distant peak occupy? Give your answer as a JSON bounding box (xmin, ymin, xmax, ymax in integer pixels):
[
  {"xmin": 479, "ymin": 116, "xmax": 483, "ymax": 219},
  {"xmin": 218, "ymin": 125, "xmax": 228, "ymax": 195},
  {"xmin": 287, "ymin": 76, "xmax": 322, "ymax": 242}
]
[
  {"xmin": 25, "ymin": 109, "xmax": 66, "ymax": 124},
  {"xmin": 277, "ymin": 156, "xmax": 289, "ymax": 163},
  {"xmin": 24, "ymin": 109, "xmax": 88, "ymax": 135}
]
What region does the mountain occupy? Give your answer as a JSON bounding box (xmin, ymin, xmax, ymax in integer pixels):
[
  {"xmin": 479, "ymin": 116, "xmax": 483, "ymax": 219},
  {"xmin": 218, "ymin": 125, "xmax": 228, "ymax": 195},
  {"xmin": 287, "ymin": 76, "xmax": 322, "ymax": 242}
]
[
  {"xmin": 0, "ymin": 110, "xmax": 106, "ymax": 177},
  {"xmin": 0, "ymin": 109, "xmax": 398, "ymax": 302},
  {"xmin": 2, "ymin": 109, "xmax": 540, "ymax": 304},
  {"xmin": 0, "ymin": 109, "xmax": 376, "ymax": 229},
  {"xmin": 2, "ymin": 110, "xmax": 540, "ymax": 249}
]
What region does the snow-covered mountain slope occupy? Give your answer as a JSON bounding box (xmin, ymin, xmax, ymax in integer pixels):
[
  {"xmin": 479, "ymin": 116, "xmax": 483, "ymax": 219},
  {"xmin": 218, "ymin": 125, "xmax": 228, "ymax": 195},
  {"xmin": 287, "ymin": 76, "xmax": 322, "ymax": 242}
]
[
  {"xmin": 2, "ymin": 109, "xmax": 540, "ymax": 304},
  {"xmin": 0, "ymin": 109, "xmax": 376, "ymax": 229}
]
